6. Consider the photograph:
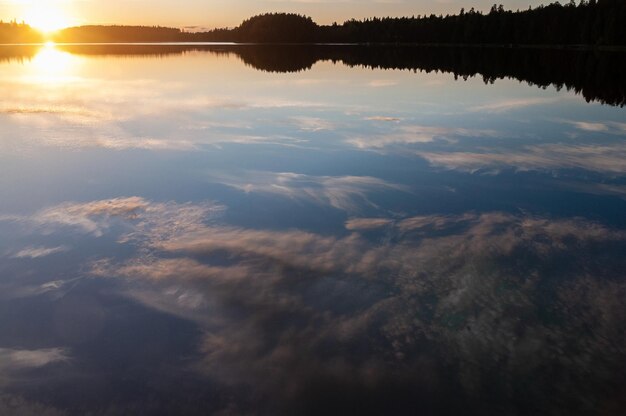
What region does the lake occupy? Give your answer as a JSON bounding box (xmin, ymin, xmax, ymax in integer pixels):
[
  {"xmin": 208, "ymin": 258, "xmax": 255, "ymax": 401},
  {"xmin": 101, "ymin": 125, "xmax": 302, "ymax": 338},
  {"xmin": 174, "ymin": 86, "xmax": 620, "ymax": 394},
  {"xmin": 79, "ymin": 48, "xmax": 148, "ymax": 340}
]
[{"xmin": 0, "ymin": 44, "xmax": 624, "ymax": 415}]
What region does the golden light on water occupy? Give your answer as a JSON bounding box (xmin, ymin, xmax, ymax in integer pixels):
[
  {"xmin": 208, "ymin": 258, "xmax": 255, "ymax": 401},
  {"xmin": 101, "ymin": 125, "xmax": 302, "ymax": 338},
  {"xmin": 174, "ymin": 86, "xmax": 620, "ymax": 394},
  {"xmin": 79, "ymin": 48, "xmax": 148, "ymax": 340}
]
[{"xmin": 28, "ymin": 43, "xmax": 80, "ymax": 83}]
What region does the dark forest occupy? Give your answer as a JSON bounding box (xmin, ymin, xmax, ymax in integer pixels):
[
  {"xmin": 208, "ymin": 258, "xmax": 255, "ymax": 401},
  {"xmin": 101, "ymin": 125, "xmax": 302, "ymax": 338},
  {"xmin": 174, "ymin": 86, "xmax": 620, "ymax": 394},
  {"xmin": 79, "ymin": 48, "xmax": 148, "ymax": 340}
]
[{"xmin": 198, "ymin": 1, "xmax": 626, "ymax": 45}]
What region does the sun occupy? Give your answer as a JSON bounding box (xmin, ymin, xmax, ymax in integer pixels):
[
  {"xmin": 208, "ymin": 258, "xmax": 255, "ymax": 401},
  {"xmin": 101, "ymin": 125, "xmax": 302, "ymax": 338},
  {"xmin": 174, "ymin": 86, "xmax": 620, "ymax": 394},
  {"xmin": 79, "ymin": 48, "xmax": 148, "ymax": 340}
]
[
  {"xmin": 26, "ymin": 7, "xmax": 72, "ymax": 34},
  {"xmin": 16, "ymin": 1, "xmax": 76, "ymax": 34}
]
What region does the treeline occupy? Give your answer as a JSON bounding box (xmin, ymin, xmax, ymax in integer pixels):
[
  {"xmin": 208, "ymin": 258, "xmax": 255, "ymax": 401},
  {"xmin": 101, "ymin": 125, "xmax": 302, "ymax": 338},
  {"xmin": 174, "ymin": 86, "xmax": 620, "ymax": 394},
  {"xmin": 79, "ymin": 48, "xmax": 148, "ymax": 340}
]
[
  {"xmin": 187, "ymin": 2, "xmax": 626, "ymax": 45},
  {"xmin": 3, "ymin": 1, "xmax": 625, "ymax": 45},
  {"xmin": 53, "ymin": 25, "xmax": 182, "ymax": 43},
  {"xmin": 0, "ymin": 21, "xmax": 43, "ymax": 43},
  {"xmin": 189, "ymin": 13, "xmax": 318, "ymax": 43},
  {"xmin": 317, "ymin": 0, "xmax": 626, "ymax": 45},
  {"xmin": 36, "ymin": 1, "xmax": 626, "ymax": 46}
]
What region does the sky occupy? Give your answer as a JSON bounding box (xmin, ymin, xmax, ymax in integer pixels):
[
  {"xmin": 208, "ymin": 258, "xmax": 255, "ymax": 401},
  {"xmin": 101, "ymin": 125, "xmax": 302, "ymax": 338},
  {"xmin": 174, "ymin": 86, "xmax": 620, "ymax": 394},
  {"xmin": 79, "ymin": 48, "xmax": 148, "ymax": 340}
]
[{"xmin": 1, "ymin": 0, "xmax": 547, "ymax": 31}]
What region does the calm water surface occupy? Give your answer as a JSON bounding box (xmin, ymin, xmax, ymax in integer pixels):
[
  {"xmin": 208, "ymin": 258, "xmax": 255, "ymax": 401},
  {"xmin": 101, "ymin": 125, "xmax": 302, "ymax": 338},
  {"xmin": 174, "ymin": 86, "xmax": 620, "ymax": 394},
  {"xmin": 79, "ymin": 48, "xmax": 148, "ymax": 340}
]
[{"xmin": 0, "ymin": 44, "xmax": 625, "ymax": 415}]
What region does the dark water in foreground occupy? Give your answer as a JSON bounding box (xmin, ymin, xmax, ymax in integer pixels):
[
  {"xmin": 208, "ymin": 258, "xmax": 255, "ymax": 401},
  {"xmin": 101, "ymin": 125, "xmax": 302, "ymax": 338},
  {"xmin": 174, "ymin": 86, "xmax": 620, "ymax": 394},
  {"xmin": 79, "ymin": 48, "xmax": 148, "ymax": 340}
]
[{"xmin": 0, "ymin": 44, "xmax": 624, "ymax": 415}]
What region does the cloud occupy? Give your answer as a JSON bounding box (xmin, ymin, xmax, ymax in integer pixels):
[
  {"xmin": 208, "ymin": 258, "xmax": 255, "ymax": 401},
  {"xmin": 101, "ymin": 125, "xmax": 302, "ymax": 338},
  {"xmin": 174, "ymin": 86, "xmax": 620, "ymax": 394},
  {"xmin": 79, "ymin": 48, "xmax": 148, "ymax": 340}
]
[
  {"xmin": 12, "ymin": 197, "xmax": 626, "ymax": 414},
  {"xmin": 289, "ymin": 116, "xmax": 335, "ymax": 131},
  {"xmin": 210, "ymin": 171, "xmax": 409, "ymax": 212},
  {"xmin": 417, "ymin": 143, "xmax": 626, "ymax": 173},
  {"xmin": 364, "ymin": 116, "xmax": 402, "ymax": 122},
  {"xmin": 11, "ymin": 246, "xmax": 69, "ymax": 259},
  {"xmin": 29, "ymin": 197, "xmax": 150, "ymax": 237},
  {"xmin": 396, "ymin": 212, "xmax": 476, "ymax": 232},
  {"xmin": 2, "ymin": 197, "xmax": 224, "ymax": 238},
  {"xmin": 346, "ymin": 124, "xmax": 499, "ymax": 149},
  {"xmin": 563, "ymin": 120, "xmax": 626, "ymax": 136},
  {"xmin": 0, "ymin": 348, "xmax": 70, "ymax": 372},
  {"xmin": 0, "ymin": 276, "xmax": 82, "ymax": 301},
  {"xmin": 345, "ymin": 218, "xmax": 393, "ymax": 230},
  {"xmin": 98, "ymin": 203, "xmax": 622, "ymax": 413},
  {"xmin": 570, "ymin": 121, "xmax": 609, "ymax": 132},
  {"xmin": 0, "ymin": 76, "xmax": 337, "ymax": 151},
  {"xmin": 0, "ymin": 349, "xmax": 70, "ymax": 414},
  {"xmin": 469, "ymin": 97, "xmax": 564, "ymax": 113}
]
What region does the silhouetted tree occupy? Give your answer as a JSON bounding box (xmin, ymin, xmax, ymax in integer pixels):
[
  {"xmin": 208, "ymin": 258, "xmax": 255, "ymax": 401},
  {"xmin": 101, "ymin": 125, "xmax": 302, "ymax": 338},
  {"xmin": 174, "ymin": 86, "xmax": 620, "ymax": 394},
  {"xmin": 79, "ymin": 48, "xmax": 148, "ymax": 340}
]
[
  {"xmin": 0, "ymin": 21, "xmax": 43, "ymax": 43},
  {"xmin": 234, "ymin": 13, "xmax": 318, "ymax": 43},
  {"xmin": 310, "ymin": 1, "xmax": 626, "ymax": 45}
]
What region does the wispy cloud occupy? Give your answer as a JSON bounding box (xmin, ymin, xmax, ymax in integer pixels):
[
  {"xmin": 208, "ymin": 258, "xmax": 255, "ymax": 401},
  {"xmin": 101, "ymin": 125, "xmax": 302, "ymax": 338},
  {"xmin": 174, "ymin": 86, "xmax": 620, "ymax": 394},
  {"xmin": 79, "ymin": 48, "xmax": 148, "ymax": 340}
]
[
  {"xmin": 0, "ymin": 78, "xmax": 337, "ymax": 151},
  {"xmin": 345, "ymin": 217, "xmax": 393, "ymax": 230},
  {"xmin": 562, "ymin": 119, "xmax": 626, "ymax": 135},
  {"xmin": 12, "ymin": 197, "xmax": 626, "ymax": 413},
  {"xmin": 347, "ymin": 124, "xmax": 499, "ymax": 149},
  {"xmin": 0, "ymin": 348, "xmax": 70, "ymax": 372},
  {"xmin": 417, "ymin": 143, "xmax": 626, "ymax": 174},
  {"xmin": 469, "ymin": 97, "xmax": 564, "ymax": 113},
  {"xmin": 83, "ymin": 199, "xmax": 624, "ymax": 409},
  {"xmin": 210, "ymin": 171, "xmax": 409, "ymax": 212},
  {"xmin": 1, "ymin": 197, "xmax": 224, "ymax": 238},
  {"xmin": 289, "ymin": 116, "xmax": 335, "ymax": 131},
  {"xmin": 11, "ymin": 246, "xmax": 69, "ymax": 259},
  {"xmin": 364, "ymin": 116, "xmax": 402, "ymax": 122}
]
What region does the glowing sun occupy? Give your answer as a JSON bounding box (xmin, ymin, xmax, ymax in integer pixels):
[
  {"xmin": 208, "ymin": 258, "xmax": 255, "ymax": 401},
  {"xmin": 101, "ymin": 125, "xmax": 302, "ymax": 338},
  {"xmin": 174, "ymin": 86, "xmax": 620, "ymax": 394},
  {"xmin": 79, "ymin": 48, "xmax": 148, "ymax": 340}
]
[
  {"xmin": 27, "ymin": 9, "xmax": 71, "ymax": 33},
  {"xmin": 22, "ymin": 3, "xmax": 75, "ymax": 34}
]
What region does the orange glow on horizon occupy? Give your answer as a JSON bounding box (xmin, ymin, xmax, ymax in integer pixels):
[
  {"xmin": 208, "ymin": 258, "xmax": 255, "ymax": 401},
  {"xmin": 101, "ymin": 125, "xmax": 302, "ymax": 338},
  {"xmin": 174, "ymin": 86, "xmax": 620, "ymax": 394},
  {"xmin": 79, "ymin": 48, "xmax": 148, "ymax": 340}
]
[
  {"xmin": 26, "ymin": 10, "xmax": 73, "ymax": 33},
  {"xmin": 3, "ymin": 0, "xmax": 549, "ymax": 33},
  {"xmin": 12, "ymin": 1, "xmax": 77, "ymax": 34}
]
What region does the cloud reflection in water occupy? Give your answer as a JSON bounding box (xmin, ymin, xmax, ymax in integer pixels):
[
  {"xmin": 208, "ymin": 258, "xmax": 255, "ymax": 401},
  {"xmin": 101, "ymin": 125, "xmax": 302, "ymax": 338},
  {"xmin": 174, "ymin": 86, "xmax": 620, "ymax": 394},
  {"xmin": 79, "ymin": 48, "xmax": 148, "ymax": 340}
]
[
  {"xmin": 0, "ymin": 44, "xmax": 625, "ymax": 415},
  {"xmin": 2, "ymin": 196, "xmax": 623, "ymax": 415}
]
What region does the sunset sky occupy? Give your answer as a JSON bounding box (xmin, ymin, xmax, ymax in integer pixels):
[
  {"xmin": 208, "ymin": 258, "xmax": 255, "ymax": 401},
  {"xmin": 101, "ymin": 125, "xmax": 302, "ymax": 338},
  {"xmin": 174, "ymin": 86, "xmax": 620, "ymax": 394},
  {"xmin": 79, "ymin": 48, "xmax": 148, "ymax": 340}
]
[{"xmin": 2, "ymin": 0, "xmax": 545, "ymax": 31}]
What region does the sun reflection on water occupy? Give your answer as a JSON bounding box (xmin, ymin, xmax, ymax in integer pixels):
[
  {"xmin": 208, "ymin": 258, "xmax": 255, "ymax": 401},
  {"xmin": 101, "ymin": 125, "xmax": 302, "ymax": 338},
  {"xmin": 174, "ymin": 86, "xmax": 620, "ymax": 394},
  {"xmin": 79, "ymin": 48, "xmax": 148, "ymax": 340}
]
[{"xmin": 27, "ymin": 43, "xmax": 81, "ymax": 84}]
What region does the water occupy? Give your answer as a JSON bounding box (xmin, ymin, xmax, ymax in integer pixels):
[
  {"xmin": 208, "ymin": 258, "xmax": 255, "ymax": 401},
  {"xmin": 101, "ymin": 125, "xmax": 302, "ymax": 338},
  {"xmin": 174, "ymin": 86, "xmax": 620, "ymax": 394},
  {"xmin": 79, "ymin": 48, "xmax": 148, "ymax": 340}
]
[{"xmin": 0, "ymin": 44, "xmax": 624, "ymax": 415}]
